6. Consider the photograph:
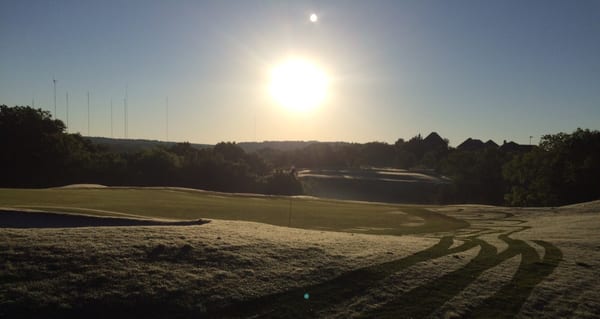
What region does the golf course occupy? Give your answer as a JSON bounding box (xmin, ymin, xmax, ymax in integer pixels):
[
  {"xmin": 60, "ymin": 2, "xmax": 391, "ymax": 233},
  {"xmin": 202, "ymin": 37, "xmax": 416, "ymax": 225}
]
[
  {"xmin": 3, "ymin": 1, "xmax": 599, "ymax": 317},
  {"xmin": 1, "ymin": 186, "xmax": 598, "ymax": 318}
]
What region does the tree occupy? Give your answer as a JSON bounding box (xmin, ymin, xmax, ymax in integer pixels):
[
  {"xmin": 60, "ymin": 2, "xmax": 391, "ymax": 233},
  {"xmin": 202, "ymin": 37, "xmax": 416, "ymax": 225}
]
[
  {"xmin": 261, "ymin": 171, "xmax": 303, "ymax": 195},
  {"xmin": 440, "ymin": 148, "xmax": 507, "ymax": 204},
  {"xmin": 0, "ymin": 105, "xmax": 88, "ymax": 187},
  {"xmin": 503, "ymin": 129, "xmax": 600, "ymax": 206},
  {"xmin": 130, "ymin": 148, "xmax": 182, "ymax": 185},
  {"xmin": 213, "ymin": 142, "xmax": 246, "ymax": 162},
  {"xmin": 360, "ymin": 142, "xmax": 396, "ymax": 167}
]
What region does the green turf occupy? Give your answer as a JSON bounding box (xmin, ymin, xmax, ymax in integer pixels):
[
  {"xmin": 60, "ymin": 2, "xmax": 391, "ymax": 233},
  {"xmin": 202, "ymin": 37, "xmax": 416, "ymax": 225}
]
[{"xmin": 0, "ymin": 187, "xmax": 467, "ymax": 236}]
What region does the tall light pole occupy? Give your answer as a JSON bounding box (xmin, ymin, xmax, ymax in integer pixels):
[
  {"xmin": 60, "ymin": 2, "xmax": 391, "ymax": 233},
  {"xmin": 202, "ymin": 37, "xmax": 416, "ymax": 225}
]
[
  {"xmin": 125, "ymin": 86, "xmax": 128, "ymax": 138},
  {"xmin": 110, "ymin": 98, "xmax": 113, "ymax": 138},
  {"xmin": 87, "ymin": 92, "xmax": 90, "ymax": 136},
  {"xmin": 123, "ymin": 98, "xmax": 127, "ymax": 138},
  {"xmin": 166, "ymin": 96, "xmax": 169, "ymax": 141},
  {"xmin": 53, "ymin": 77, "xmax": 57, "ymax": 117},
  {"xmin": 66, "ymin": 92, "xmax": 69, "ymax": 129}
]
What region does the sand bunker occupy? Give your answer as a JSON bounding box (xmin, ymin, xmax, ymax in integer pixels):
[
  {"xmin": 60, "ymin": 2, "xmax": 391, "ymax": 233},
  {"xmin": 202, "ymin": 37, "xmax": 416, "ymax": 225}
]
[
  {"xmin": 56, "ymin": 184, "xmax": 108, "ymax": 189},
  {"xmin": 0, "ymin": 209, "xmax": 208, "ymax": 228}
]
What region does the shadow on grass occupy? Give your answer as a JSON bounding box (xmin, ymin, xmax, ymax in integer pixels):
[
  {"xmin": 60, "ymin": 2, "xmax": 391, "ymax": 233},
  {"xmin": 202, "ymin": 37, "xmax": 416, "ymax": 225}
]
[{"xmin": 0, "ymin": 210, "xmax": 208, "ymax": 228}]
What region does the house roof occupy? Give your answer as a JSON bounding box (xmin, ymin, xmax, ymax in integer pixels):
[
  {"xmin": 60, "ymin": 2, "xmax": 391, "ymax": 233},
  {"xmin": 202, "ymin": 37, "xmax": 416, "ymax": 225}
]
[{"xmin": 457, "ymin": 138, "xmax": 485, "ymax": 151}]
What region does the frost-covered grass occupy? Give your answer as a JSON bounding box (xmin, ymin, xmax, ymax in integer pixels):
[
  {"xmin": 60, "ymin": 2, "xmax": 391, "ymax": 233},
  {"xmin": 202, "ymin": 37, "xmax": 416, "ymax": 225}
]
[
  {"xmin": 0, "ymin": 220, "xmax": 437, "ymax": 318},
  {"xmin": 1, "ymin": 188, "xmax": 599, "ymax": 318}
]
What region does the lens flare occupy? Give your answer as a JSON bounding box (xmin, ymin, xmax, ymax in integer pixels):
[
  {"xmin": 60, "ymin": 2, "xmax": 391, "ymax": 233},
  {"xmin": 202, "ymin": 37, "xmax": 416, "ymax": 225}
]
[{"xmin": 269, "ymin": 59, "xmax": 328, "ymax": 112}]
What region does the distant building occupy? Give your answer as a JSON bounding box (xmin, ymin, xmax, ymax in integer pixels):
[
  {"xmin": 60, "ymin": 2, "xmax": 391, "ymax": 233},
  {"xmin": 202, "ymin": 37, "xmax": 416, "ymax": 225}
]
[
  {"xmin": 457, "ymin": 138, "xmax": 486, "ymax": 151},
  {"xmin": 457, "ymin": 138, "xmax": 533, "ymax": 153},
  {"xmin": 423, "ymin": 132, "xmax": 448, "ymax": 150},
  {"xmin": 484, "ymin": 140, "xmax": 499, "ymax": 148},
  {"xmin": 499, "ymin": 141, "xmax": 535, "ymax": 153}
]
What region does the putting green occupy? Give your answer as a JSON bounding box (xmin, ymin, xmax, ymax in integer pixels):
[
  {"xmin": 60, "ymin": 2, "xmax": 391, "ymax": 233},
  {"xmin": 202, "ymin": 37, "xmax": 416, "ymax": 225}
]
[{"xmin": 0, "ymin": 187, "xmax": 467, "ymax": 236}]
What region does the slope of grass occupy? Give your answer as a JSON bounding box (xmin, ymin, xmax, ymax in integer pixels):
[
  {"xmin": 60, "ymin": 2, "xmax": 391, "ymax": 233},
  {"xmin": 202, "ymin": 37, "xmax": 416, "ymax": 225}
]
[{"xmin": 0, "ymin": 187, "xmax": 467, "ymax": 235}]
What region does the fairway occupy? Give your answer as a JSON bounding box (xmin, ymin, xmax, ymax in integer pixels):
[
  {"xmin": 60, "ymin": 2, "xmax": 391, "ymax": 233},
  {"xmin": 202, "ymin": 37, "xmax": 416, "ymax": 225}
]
[{"xmin": 0, "ymin": 187, "xmax": 466, "ymax": 236}]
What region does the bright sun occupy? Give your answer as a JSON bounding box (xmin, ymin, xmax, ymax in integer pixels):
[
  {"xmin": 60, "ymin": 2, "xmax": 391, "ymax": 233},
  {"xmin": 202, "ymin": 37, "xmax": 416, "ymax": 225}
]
[{"xmin": 269, "ymin": 59, "xmax": 328, "ymax": 112}]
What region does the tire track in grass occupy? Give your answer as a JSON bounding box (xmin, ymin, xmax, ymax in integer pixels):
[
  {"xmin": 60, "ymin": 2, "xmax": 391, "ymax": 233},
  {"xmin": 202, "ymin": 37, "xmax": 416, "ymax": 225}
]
[
  {"xmin": 360, "ymin": 239, "xmax": 497, "ymax": 319},
  {"xmin": 361, "ymin": 234, "xmax": 562, "ymax": 318},
  {"xmin": 467, "ymin": 239, "xmax": 562, "ymax": 318},
  {"xmin": 210, "ymin": 236, "xmax": 480, "ymax": 318},
  {"xmin": 213, "ymin": 216, "xmax": 562, "ymax": 318}
]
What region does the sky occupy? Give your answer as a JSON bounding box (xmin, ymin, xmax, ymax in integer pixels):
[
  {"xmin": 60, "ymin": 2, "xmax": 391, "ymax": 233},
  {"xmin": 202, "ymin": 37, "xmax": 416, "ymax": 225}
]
[{"xmin": 1, "ymin": 0, "xmax": 599, "ymax": 146}]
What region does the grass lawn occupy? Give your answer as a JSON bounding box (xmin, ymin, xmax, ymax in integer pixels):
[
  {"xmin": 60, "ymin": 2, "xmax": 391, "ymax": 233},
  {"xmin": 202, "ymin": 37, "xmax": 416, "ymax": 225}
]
[{"xmin": 0, "ymin": 187, "xmax": 467, "ymax": 235}]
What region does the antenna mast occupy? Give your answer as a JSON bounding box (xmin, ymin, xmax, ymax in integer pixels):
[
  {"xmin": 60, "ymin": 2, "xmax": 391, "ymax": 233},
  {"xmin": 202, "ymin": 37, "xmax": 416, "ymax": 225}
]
[
  {"xmin": 123, "ymin": 98, "xmax": 127, "ymax": 138},
  {"xmin": 53, "ymin": 77, "xmax": 57, "ymax": 117},
  {"xmin": 110, "ymin": 98, "xmax": 113, "ymax": 138},
  {"xmin": 87, "ymin": 92, "xmax": 90, "ymax": 136},
  {"xmin": 125, "ymin": 86, "xmax": 128, "ymax": 138},
  {"xmin": 66, "ymin": 92, "xmax": 69, "ymax": 129},
  {"xmin": 166, "ymin": 96, "xmax": 169, "ymax": 141}
]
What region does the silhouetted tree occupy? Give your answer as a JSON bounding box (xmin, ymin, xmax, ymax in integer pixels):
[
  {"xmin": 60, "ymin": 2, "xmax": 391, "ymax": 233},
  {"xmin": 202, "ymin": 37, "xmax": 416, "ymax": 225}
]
[
  {"xmin": 503, "ymin": 128, "xmax": 600, "ymax": 206},
  {"xmin": 359, "ymin": 142, "xmax": 396, "ymax": 167},
  {"xmin": 261, "ymin": 171, "xmax": 303, "ymax": 195},
  {"xmin": 213, "ymin": 142, "xmax": 246, "ymax": 162},
  {"xmin": 441, "ymin": 148, "xmax": 506, "ymax": 204},
  {"xmin": 0, "ymin": 105, "xmax": 95, "ymax": 187}
]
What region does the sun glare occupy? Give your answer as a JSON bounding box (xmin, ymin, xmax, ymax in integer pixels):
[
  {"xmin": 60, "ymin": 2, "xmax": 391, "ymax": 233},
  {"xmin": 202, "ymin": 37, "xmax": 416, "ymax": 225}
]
[{"xmin": 269, "ymin": 59, "xmax": 328, "ymax": 112}]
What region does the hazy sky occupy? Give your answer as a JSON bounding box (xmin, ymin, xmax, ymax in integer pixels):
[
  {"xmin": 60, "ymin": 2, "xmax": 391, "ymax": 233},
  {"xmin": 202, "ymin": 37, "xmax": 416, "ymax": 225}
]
[{"xmin": 1, "ymin": 0, "xmax": 599, "ymax": 145}]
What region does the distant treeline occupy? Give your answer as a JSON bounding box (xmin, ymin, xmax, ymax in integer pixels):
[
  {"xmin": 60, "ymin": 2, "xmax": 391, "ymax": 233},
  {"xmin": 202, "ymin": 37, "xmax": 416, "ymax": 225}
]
[
  {"xmin": 0, "ymin": 105, "xmax": 301, "ymax": 195},
  {"xmin": 2, "ymin": 105, "xmax": 599, "ymax": 206}
]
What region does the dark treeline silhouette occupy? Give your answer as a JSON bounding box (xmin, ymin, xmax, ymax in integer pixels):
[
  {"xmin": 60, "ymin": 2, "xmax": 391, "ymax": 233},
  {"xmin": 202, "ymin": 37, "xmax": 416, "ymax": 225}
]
[
  {"xmin": 253, "ymin": 132, "xmax": 600, "ymax": 206},
  {"xmin": 503, "ymin": 129, "xmax": 600, "ymax": 206},
  {"xmin": 2, "ymin": 105, "xmax": 599, "ymax": 206},
  {"xmin": 0, "ymin": 105, "xmax": 301, "ymax": 195}
]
